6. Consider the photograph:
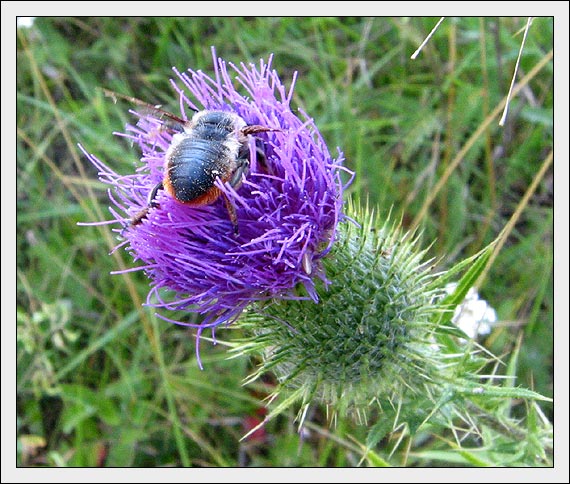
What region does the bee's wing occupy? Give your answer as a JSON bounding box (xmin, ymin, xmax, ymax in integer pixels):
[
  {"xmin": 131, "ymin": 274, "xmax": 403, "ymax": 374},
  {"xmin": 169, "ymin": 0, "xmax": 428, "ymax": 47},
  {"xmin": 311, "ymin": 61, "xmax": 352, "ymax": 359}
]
[{"xmin": 102, "ymin": 89, "xmax": 189, "ymax": 130}]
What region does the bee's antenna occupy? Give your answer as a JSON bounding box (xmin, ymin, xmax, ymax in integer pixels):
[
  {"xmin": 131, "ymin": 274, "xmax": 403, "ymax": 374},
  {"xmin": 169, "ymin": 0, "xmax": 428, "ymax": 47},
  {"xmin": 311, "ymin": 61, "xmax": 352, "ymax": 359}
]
[{"xmin": 242, "ymin": 125, "xmax": 281, "ymax": 136}]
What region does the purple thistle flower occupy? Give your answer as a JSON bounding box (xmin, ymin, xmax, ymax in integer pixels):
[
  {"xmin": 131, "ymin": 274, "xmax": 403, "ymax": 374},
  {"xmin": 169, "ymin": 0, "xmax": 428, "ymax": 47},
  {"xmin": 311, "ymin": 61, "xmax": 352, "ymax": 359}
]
[{"xmin": 81, "ymin": 49, "xmax": 351, "ymax": 365}]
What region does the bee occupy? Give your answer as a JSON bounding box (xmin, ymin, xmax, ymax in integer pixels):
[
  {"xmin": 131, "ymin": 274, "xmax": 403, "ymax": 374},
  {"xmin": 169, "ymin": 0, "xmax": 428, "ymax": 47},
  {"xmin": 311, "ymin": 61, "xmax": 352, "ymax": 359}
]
[{"xmin": 105, "ymin": 90, "xmax": 276, "ymax": 235}]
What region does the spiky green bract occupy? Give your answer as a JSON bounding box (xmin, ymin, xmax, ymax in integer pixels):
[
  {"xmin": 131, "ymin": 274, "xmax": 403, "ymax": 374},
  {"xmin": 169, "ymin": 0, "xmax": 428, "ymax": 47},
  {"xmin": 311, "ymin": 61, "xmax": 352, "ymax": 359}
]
[{"xmin": 233, "ymin": 201, "xmax": 454, "ymax": 426}]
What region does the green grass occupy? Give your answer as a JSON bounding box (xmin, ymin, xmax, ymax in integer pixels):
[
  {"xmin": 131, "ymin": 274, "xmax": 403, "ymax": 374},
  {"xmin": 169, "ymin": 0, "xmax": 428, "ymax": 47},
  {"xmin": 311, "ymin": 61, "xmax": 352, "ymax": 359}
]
[{"xmin": 16, "ymin": 17, "xmax": 553, "ymax": 467}]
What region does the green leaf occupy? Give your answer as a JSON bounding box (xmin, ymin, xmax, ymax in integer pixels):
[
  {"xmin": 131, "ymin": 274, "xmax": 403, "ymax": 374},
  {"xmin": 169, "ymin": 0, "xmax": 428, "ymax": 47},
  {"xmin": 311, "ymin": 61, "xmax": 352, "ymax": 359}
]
[
  {"xmin": 364, "ymin": 449, "xmax": 391, "ymax": 467},
  {"xmin": 366, "ymin": 409, "xmax": 397, "ymax": 448},
  {"xmin": 454, "ymin": 382, "xmax": 552, "ymax": 402},
  {"xmin": 59, "ymin": 384, "xmax": 121, "ymax": 428},
  {"xmin": 412, "ymin": 449, "xmax": 492, "ymax": 466},
  {"xmin": 60, "ymin": 402, "xmax": 95, "ymax": 434},
  {"xmin": 432, "ymin": 241, "xmax": 495, "ymax": 327}
]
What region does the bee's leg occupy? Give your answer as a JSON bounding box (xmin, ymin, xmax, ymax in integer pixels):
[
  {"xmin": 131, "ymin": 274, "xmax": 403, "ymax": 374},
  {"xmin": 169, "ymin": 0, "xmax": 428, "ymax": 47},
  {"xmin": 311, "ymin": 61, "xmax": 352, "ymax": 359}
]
[
  {"xmin": 221, "ymin": 192, "xmax": 239, "ymax": 236},
  {"xmin": 240, "ymin": 124, "xmax": 280, "ymax": 175},
  {"xmin": 228, "ymin": 157, "xmax": 250, "ymax": 189},
  {"xmin": 147, "ymin": 182, "xmax": 164, "ymax": 206},
  {"xmin": 254, "ymin": 143, "xmax": 273, "ymax": 175},
  {"xmin": 127, "ymin": 182, "xmax": 163, "ymax": 229},
  {"xmin": 243, "ymin": 137, "xmax": 272, "ymax": 175}
]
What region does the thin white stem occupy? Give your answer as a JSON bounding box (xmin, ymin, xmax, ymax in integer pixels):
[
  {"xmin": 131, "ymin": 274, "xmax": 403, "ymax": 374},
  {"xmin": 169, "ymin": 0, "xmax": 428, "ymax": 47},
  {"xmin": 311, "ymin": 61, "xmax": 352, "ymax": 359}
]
[
  {"xmin": 499, "ymin": 17, "xmax": 533, "ymax": 126},
  {"xmin": 410, "ymin": 17, "xmax": 446, "ymax": 60}
]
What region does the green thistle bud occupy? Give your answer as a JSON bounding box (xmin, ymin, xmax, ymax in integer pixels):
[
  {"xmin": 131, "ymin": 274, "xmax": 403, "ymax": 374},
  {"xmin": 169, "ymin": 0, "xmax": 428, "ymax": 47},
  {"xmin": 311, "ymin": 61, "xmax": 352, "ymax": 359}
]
[{"xmin": 233, "ymin": 201, "xmax": 451, "ymax": 427}]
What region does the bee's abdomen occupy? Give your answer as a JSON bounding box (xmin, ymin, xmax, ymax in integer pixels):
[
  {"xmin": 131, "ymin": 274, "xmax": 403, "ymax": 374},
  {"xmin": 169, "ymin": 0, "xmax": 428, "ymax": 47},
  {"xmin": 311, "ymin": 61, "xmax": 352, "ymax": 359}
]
[{"xmin": 164, "ymin": 138, "xmax": 232, "ymax": 204}]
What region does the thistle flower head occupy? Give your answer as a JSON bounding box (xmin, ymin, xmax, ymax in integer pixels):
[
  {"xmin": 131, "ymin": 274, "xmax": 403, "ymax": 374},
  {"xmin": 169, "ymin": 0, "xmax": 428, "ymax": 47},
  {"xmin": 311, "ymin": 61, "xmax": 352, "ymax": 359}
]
[
  {"xmin": 82, "ymin": 49, "xmax": 350, "ymax": 360},
  {"xmin": 234, "ymin": 203, "xmax": 450, "ymax": 425}
]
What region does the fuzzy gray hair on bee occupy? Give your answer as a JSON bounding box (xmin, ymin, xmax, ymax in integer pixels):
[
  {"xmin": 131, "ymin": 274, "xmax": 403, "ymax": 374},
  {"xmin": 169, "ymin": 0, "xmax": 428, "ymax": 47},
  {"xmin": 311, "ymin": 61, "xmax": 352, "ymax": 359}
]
[{"xmin": 104, "ymin": 89, "xmax": 277, "ymax": 235}]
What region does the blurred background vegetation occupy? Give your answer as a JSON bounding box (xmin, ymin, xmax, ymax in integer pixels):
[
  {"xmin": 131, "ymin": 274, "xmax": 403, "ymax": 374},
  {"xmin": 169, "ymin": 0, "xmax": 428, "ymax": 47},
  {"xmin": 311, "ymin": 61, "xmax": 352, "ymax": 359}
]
[{"xmin": 16, "ymin": 17, "xmax": 553, "ymax": 467}]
